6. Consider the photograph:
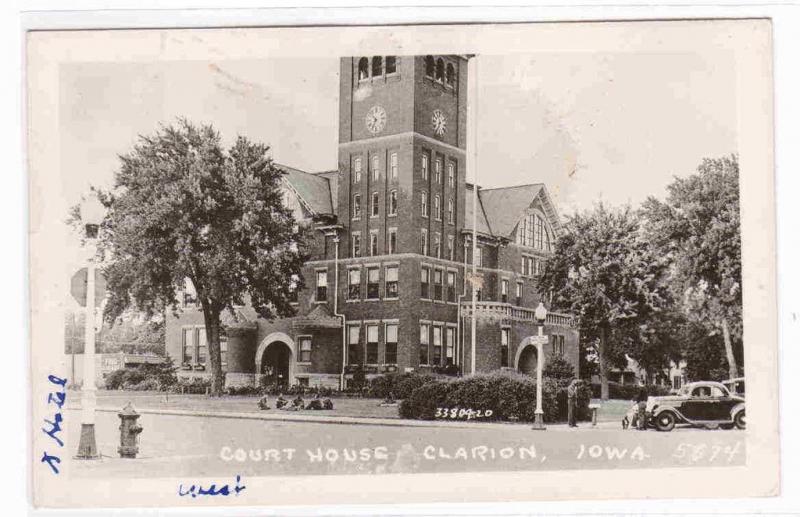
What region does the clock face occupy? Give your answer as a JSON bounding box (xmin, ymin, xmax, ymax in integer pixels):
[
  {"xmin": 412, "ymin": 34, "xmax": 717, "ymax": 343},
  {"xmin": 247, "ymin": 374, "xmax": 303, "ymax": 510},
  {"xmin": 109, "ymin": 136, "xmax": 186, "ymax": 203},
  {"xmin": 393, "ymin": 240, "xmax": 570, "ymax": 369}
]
[
  {"xmin": 365, "ymin": 105, "xmax": 387, "ymax": 134},
  {"xmin": 432, "ymin": 109, "xmax": 447, "ymax": 136}
]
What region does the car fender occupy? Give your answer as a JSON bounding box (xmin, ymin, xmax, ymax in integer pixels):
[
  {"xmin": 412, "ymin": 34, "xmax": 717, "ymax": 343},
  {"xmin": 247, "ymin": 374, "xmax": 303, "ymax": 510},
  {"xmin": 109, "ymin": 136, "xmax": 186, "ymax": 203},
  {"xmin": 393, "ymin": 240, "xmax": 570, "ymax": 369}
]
[
  {"xmin": 731, "ymin": 402, "xmax": 745, "ymax": 418},
  {"xmin": 653, "ymin": 406, "xmax": 684, "ymax": 423}
]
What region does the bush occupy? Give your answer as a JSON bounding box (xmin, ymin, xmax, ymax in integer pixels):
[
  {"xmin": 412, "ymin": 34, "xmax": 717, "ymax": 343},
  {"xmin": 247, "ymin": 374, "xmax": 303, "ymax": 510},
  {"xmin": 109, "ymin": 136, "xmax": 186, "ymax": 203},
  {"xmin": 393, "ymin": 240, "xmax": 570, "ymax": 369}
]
[
  {"xmin": 542, "ymin": 356, "xmax": 575, "ymax": 381},
  {"xmin": 399, "ymin": 380, "xmax": 454, "ymax": 419},
  {"xmin": 102, "ymin": 357, "xmax": 176, "ymax": 391},
  {"xmin": 590, "ymin": 381, "xmax": 672, "ymax": 400},
  {"xmin": 367, "ymin": 371, "xmax": 442, "ymax": 399},
  {"xmin": 225, "ymin": 385, "xmax": 262, "ymax": 396},
  {"xmin": 129, "ymin": 377, "xmax": 161, "ymax": 391},
  {"xmin": 178, "ymin": 376, "xmax": 213, "ymax": 394}
]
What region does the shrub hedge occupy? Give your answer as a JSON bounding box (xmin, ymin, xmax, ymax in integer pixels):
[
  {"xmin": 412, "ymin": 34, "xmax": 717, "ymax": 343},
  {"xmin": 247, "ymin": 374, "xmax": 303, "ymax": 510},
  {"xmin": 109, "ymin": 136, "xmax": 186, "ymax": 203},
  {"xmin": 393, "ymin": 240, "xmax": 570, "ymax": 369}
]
[
  {"xmin": 399, "ymin": 371, "xmax": 592, "ymax": 423},
  {"xmin": 590, "ymin": 381, "xmax": 672, "ymax": 400},
  {"xmin": 367, "ymin": 372, "xmax": 442, "ymax": 399}
]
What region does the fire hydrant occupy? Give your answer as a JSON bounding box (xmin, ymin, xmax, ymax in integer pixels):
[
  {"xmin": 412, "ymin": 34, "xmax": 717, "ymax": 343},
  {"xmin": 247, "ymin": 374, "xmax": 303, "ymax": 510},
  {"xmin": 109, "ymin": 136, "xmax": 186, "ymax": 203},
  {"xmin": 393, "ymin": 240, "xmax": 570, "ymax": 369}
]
[{"xmin": 118, "ymin": 402, "xmax": 143, "ymax": 459}]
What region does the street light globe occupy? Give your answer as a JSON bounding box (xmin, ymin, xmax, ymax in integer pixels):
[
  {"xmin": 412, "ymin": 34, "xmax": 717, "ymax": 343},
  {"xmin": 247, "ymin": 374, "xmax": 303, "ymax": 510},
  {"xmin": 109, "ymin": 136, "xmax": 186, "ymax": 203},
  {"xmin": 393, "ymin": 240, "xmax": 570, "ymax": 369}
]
[
  {"xmin": 534, "ymin": 302, "xmax": 548, "ymax": 324},
  {"xmin": 80, "ymin": 193, "xmax": 105, "ymax": 239}
]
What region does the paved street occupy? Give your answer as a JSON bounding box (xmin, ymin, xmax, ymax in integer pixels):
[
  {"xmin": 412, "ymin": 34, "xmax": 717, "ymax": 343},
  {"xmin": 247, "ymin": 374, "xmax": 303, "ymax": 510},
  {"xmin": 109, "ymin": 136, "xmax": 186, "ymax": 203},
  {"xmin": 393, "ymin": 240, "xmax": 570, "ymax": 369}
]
[{"xmin": 65, "ymin": 407, "xmax": 745, "ymax": 479}]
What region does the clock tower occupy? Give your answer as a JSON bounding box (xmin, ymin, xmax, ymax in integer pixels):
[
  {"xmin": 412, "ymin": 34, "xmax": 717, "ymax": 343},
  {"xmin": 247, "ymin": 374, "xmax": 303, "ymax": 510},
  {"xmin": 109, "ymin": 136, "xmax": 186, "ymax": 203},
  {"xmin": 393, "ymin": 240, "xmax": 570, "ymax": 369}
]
[{"xmin": 337, "ymin": 55, "xmax": 469, "ymax": 261}]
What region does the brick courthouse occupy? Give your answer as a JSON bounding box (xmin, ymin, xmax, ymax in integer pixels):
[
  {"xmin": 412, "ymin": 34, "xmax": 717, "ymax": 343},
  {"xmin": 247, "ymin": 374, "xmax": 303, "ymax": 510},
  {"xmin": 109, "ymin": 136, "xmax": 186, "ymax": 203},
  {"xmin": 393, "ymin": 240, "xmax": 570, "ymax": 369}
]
[{"xmin": 166, "ymin": 55, "xmax": 580, "ymax": 389}]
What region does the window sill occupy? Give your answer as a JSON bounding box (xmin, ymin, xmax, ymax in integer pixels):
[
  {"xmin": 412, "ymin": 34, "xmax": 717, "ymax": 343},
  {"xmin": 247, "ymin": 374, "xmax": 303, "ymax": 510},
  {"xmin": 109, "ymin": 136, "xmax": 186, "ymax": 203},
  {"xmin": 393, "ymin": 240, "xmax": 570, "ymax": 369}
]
[
  {"xmin": 383, "ymin": 297, "xmax": 399, "ymax": 301},
  {"xmin": 296, "ymin": 362, "xmax": 312, "ymax": 366},
  {"xmin": 388, "ymin": 213, "xmax": 397, "ymax": 218},
  {"xmin": 345, "ymin": 299, "xmax": 361, "ymax": 303},
  {"xmin": 313, "ymin": 300, "xmax": 328, "ymax": 305},
  {"xmin": 364, "ymin": 298, "xmax": 382, "ymax": 302}
]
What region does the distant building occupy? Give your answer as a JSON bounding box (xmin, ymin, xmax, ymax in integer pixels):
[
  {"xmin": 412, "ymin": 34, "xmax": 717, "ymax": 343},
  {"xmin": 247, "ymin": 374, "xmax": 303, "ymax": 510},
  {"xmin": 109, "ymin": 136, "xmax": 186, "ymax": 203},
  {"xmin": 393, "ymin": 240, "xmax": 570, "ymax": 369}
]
[
  {"xmin": 166, "ymin": 55, "xmax": 579, "ymax": 389},
  {"xmin": 64, "ymin": 352, "xmax": 165, "ymax": 387},
  {"xmin": 593, "ymin": 356, "xmax": 687, "ymax": 390}
]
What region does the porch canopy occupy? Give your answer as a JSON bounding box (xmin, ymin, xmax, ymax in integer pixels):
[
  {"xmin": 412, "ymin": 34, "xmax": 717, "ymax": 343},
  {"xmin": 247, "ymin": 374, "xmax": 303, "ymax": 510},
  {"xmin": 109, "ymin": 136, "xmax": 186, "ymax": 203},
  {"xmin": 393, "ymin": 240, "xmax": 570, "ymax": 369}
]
[{"xmin": 292, "ymin": 304, "xmax": 342, "ymax": 329}]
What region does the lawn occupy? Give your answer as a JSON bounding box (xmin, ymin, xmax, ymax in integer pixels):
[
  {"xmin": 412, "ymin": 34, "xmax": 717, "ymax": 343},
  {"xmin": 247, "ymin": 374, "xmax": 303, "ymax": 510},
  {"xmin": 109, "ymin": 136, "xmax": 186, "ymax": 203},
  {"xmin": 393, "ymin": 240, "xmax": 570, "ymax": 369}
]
[{"xmin": 591, "ymin": 398, "xmax": 634, "ymax": 423}]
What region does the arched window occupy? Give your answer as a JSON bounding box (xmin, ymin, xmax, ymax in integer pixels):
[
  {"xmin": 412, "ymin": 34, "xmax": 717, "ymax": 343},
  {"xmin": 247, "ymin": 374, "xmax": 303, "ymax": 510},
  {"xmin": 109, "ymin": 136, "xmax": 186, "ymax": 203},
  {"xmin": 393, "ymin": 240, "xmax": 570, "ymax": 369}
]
[
  {"xmin": 372, "ymin": 56, "xmax": 383, "ymax": 77},
  {"xmin": 358, "ymin": 57, "xmax": 369, "ymax": 80},
  {"xmin": 446, "ymin": 63, "xmax": 455, "ymax": 86},
  {"xmin": 435, "ymin": 58, "xmax": 445, "ymax": 82},
  {"xmin": 516, "ymin": 212, "xmax": 552, "ymax": 250},
  {"xmin": 424, "ymin": 56, "xmax": 435, "ymax": 77},
  {"xmin": 386, "ymin": 56, "xmax": 397, "ymax": 74}
]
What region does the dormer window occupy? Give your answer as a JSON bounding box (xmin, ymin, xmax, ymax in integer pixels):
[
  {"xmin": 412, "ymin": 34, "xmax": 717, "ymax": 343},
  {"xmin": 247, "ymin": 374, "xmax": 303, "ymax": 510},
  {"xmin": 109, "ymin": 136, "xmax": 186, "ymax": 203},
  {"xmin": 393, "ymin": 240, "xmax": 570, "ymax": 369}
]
[
  {"xmin": 386, "ymin": 56, "xmax": 397, "ymax": 74},
  {"xmin": 424, "ymin": 56, "xmax": 435, "ymax": 78},
  {"xmin": 358, "ymin": 58, "xmax": 369, "ymax": 81},
  {"xmin": 516, "ymin": 211, "xmax": 552, "ymax": 251},
  {"xmin": 446, "ymin": 63, "xmax": 456, "ymax": 87},
  {"xmin": 372, "ymin": 56, "xmax": 383, "ymax": 77},
  {"xmin": 435, "ymin": 58, "xmax": 445, "ymax": 82}
]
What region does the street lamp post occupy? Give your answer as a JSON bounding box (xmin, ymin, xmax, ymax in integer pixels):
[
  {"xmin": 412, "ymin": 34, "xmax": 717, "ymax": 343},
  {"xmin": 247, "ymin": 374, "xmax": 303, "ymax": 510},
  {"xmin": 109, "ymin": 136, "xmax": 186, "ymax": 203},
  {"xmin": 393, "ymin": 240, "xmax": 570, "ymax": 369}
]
[
  {"xmin": 532, "ymin": 302, "xmax": 548, "ymax": 431},
  {"xmin": 76, "ymin": 194, "xmax": 105, "ymax": 459}
]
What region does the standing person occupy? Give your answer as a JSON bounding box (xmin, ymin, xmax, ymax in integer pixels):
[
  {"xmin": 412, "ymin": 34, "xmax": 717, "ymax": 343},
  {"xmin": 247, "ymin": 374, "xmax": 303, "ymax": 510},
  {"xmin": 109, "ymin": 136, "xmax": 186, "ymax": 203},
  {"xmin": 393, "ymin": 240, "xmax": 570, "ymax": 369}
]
[
  {"xmin": 636, "ymin": 386, "xmax": 649, "ymax": 430},
  {"xmin": 567, "ymin": 379, "xmax": 579, "ymax": 427}
]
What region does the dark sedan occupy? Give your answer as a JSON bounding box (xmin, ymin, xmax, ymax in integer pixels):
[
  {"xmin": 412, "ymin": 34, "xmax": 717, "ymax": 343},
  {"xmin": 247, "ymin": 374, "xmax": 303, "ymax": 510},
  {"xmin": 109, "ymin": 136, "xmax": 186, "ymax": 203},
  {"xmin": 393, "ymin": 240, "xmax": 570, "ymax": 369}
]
[{"xmin": 645, "ymin": 381, "xmax": 745, "ymax": 432}]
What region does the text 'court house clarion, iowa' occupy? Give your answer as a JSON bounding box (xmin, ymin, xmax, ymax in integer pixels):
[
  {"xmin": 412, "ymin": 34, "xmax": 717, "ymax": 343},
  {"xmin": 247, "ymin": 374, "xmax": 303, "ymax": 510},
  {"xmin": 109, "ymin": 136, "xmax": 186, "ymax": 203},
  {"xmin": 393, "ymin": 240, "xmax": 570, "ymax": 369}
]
[{"xmin": 166, "ymin": 55, "xmax": 579, "ymax": 389}]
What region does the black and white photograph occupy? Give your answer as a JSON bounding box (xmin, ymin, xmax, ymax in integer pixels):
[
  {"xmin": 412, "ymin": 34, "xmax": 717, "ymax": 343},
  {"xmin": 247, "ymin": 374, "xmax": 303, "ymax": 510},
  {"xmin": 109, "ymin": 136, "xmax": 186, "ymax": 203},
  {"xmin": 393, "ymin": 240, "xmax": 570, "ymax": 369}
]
[{"xmin": 25, "ymin": 18, "xmax": 779, "ymax": 509}]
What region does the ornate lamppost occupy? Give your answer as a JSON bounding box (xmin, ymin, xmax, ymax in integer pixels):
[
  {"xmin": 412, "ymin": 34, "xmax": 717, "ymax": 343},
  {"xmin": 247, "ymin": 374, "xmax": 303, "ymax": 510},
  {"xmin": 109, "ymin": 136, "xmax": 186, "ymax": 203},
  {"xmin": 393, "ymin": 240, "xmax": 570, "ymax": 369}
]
[
  {"xmin": 532, "ymin": 302, "xmax": 548, "ymax": 430},
  {"xmin": 76, "ymin": 193, "xmax": 105, "ymax": 459}
]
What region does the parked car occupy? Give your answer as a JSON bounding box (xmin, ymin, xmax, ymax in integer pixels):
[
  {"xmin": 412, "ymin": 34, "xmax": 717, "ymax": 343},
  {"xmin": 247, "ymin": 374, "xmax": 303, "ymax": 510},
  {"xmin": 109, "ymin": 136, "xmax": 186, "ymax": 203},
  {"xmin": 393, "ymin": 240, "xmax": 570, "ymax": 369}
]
[
  {"xmin": 645, "ymin": 381, "xmax": 745, "ymax": 432},
  {"xmin": 722, "ymin": 377, "xmax": 746, "ymax": 397}
]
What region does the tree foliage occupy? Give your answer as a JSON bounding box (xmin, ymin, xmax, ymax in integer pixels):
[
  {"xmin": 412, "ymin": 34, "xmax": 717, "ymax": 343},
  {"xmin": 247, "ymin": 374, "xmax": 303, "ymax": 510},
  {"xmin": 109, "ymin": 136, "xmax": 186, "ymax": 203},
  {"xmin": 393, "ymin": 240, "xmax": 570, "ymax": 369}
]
[{"xmin": 85, "ymin": 119, "xmax": 307, "ymax": 394}]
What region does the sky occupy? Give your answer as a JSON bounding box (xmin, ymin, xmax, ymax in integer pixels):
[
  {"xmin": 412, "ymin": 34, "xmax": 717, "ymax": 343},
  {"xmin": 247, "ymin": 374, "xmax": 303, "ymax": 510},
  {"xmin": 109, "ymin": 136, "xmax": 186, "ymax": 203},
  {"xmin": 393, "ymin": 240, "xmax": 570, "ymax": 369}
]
[{"xmin": 59, "ymin": 51, "xmax": 737, "ymax": 216}]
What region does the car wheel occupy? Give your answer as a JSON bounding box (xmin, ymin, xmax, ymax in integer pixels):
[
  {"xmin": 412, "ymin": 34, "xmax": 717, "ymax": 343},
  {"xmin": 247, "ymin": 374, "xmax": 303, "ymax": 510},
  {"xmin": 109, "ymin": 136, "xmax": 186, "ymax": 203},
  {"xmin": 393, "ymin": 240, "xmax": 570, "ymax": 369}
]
[
  {"xmin": 655, "ymin": 411, "xmax": 676, "ymax": 432},
  {"xmin": 734, "ymin": 410, "xmax": 746, "ymax": 430}
]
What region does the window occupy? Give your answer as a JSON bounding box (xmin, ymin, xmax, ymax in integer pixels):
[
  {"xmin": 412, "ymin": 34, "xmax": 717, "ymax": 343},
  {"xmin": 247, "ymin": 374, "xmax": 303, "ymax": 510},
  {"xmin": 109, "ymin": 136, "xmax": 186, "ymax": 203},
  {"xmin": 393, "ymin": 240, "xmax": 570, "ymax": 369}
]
[
  {"xmin": 352, "ymin": 233, "xmax": 361, "ymax": 257},
  {"xmin": 446, "ymin": 62, "xmax": 455, "ymax": 86},
  {"xmin": 388, "ymin": 227, "xmax": 397, "ymax": 254},
  {"xmin": 197, "ymin": 327, "xmax": 207, "ymax": 364},
  {"xmin": 388, "ymin": 190, "xmax": 398, "ymax": 216},
  {"xmin": 434, "ymin": 269, "xmax": 443, "ymax": 300},
  {"xmin": 182, "ymin": 328, "xmax": 194, "ymax": 364},
  {"xmin": 421, "ymin": 153, "xmax": 429, "ymax": 180},
  {"xmin": 220, "ymin": 336, "xmax": 228, "ymax": 368},
  {"xmin": 299, "ymin": 336, "xmax": 312, "ymax": 363},
  {"xmin": 353, "ymin": 194, "xmax": 361, "ymax": 219},
  {"xmin": 371, "ymin": 192, "xmax": 379, "ymax": 217},
  {"xmin": 433, "ymin": 326, "xmax": 442, "ymax": 365},
  {"xmin": 447, "ymin": 198, "xmax": 454, "ymax": 224},
  {"xmin": 435, "ymin": 158, "xmax": 442, "ymax": 183},
  {"xmin": 445, "ymin": 327, "xmax": 455, "ymax": 365},
  {"xmin": 421, "ymin": 191, "xmax": 428, "ymax": 217},
  {"xmin": 386, "ymin": 56, "xmax": 397, "ymax": 74},
  {"xmin": 370, "ymin": 232, "xmax": 378, "ymax": 256},
  {"xmin": 501, "ymin": 328, "xmax": 510, "ymax": 367},
  {"xmin": 522, "ymin": 256, "xmax": 529, "ymax": 276},
  {"xmin": 372, "ymin": 56, "xmax": 383, "ymax": 77},
  {"xmin": 367, "ymin": 267, "xmax": 380, "ymax": 299},
  {"xmin": 390, "ymin": 153, "xmax": 398, "ymax": 179},
  {"xmin": 366, "ymin": 324, "xmax": 379, "ymax": 364},
  {"xmin": 353, "ymin": 157, "xmax": 362, "ymax": 183},
  {"xmin": 316, "ymin": 270, "xmax": 328, "ymax": 301},
  {"xmin": 447, "ymin": 271, "xmax": 456, "ymax": 302},
  {"xmin": 672, "ymin": 376, "xmax": 682, "ymax": 390},
  {"xmin": 372, "ymin": 155, "xmax": 380, "ymax": 181},
  {"xmin": 516, "ymin": 282, "xmax": 523, "ymax": 306},
  {"xmin": 475, "ymin": 245, "xmax": 483, "ymax": 267},
  {"xmin": 420, "ymin": 266, "xmax": 430, "ymax": 298},
  {"xmin": 385, "ymin": 265, "xmax": 399, "ymax": 298},
  {"xmin": 433, "ymin": 233, "xmax": 441, "ymax": 258},
  {"xmin": 447, "ymin": 162, "xmax": 455, "ymax": 188},
  {"xmin": 420, "ymin": 228, "xmax": 428, "ymax": 255},
  {"xmin": 435, "ymin": 58, "xmax": 444, "ymax": 82},
  {"xmin": 348, "ymin": 268, "xmax": 361, "ymax": 300},
  {"xmin": 434, "ymin": 195, "xmax": 441, "ymax": 220},
  {"xmin": 385, "ymin": 323, "xmax": 398, "ymax": 364},
  {"xmin": 358, "ymin": 57, "xmax": 369, "ymax": 80},
  {"xmin": 550, "ymin": 335, "xmax": 565, "ymax": 356},
  {"xmin": 501, "ymin": 279, "xmax": 509, "ymax": 303},
  {"xmin": 347, "ymin": 325, "xmax": 361, "ymax": 365},
  {"xmin": 447, "ymin": 235, "xmax": 455, "ymax": 261},
  {"xmin": 288, "ymin": 274, "xmax": 299, "ymax": 303},
  {"xmin": 516, "ymin": 212, "xmax": 552, "ymax": 251},
  {"xmin": 424, "ymin": 55, "xmax": 435, "ymax": 77},
  {"xmin": 419, "ymin": 323, "xmax": 430, "ymax": 365}
]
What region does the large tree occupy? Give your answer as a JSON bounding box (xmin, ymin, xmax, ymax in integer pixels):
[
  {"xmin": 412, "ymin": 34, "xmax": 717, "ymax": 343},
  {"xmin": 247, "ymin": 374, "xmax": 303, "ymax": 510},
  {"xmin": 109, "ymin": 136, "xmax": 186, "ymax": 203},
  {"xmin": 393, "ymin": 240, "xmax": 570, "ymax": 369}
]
[
  {"xmin": 537, "ymin": 204, "xmax": 670, "ymax": 399},
  {"xmin": 641, "ymin": 155, "xmax": 742, "ymax": 380},
  {"xmin": 85, "ymin": 119, "xmax": 307, "ymax": 395}
]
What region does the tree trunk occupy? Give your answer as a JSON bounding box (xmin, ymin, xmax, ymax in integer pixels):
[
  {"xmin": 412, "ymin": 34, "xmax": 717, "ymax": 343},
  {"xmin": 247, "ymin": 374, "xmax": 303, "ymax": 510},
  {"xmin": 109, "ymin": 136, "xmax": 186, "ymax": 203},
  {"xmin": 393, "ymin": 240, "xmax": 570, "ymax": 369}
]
[
  {"xmin": 720, "ymin": 317, "xmax": 738, "ymax": 380},
  {"xmin": 202, "ymin": 305, "xmax": 225, "ymax": 396},
  {"xmin": 598, "ymin": 327, "xmax": 610, "ymax": 401}
]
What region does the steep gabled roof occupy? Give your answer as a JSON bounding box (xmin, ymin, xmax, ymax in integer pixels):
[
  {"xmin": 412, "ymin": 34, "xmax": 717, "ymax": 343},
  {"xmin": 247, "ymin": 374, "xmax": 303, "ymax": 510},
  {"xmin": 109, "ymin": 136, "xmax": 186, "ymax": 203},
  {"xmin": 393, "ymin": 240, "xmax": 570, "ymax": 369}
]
[
  {"xmin": 276, "ymin": 163, "xmax": 335, "ymax": 216},
  {"xmin": 464, "ymin": 183, "xmax": 493, "ymax": 236},
  {"xmin": 479, "ymin": 184, "xmax": 544, "ymax": 238}
]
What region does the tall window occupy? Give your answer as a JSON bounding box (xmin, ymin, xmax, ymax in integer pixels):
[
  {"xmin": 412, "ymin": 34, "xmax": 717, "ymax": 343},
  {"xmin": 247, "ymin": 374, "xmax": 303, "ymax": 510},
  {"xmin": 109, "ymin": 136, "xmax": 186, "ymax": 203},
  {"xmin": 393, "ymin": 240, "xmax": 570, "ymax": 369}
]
[
  {"xmin": 421, "ymin": 153, "xmax": 429, "ymax": 180},
  {"xmin": 447, "ymin": 235, "xmax": 454, "ymax": 261},
  {"xmin": 367, "ymin": 267, "xmax": 380, "ymax": 299},
  {"xmin": 420, "ymin": 266, "xmax": 430, "ymax": 298},
  {"xmin": 434, "ymin": 268, "xmax": 443, "ymax": 300},
  {"xmin": 299, "ymin": 336, "xmax": 312, "ymax": 363},
  {"xmin": 424, "ymin": 55, "xmax": 435, "ymax": 77},
  {"xmin": 358, "ymin": 57, "xmax": 369, "ymax": 80},
  {"xmin": 385, "ymin": 265, "xmax": 399, "ymax": 298},
  {"xmin": 370, "ymin": 231, "xmax": 378, "ymax": 256},
  {"xmin": 371, "ymin": 192, "xmax": 379, "ymax": 217},
  {"xmin": 516, "ymin": 212, "xmax": 551, "ymax": 251},
  {"xmin": 445, "ymin": 327, "xmax": 455, "ymax": 365},
  {"xmin": 385, "ymin": 323, "xmax": 398, "ymax": 364},
  {"xmin": 316, "ymin": 270, "xmax": 327, "ymax": 301},
  {"xmin": 432, "ymin": 326, "xmax": 442, "ymax": 365},
  {"xmin": 366, "ymin": 324, "xmax": 379, "ymax": 364},
  {"xmin": 421, "ymin": 191, "xmax": 428, "ymax": 217},
  {"xmin": 419, "ymin": 323, "xmax": 430, "ymax": 365},
  {"xmin": 516, "ymin": 282, "xmax": 523, "ymax": 306},
  {"xmin": 447, "ymin": 162, "xmax": 455, "ymax": 188},
  {"xmin": 388, "ymin": 190, "xmax": 398, "ymax": 216},
  {"xmin": 352, "ymin": 233, "xmax": 361, "ymax": 257},
  {"xmin": 435, "ymin": 58, "xmax": 444, "ymax": 82},
  {"xmin": 420, "ymin": 228, "xmax": 428, "ymax": 255},
  {"xmin": 372, "ymin": 155, "xmax": 380, "ymax": 181},
  {"xmin": 434, "ymin": 195, "xmax": 441, "ymax": 220},
  {"xmin": 550, "ymin": 335, "xmax": 565, "ymax": 356},
  {"xmin": 353, "ymin": 157, "xmax": 362, "ymax": 183},
  {"xmin": 390, "ymin": 152, "xmax": 398, "ymax": 178},
  {"xmin": 501, "ymin": 328, "xmax": 510, "ymax": 367},
  {"xmin": 447, "ymin": 198, "xmax": 454, "ymax": 224},
  {"xmin": 220, "ymin": 336, "xmax": 228, "ymax": 368},
  {"xmin": 388, "ymin": 227, "xmax": 397, "ymax": 254},
  {"xmin": 196, "ymin": 327, "xmax": 207, "ymax": 365},
  {"xmin": 348, "ymin": 268, "xmax": 361, "ymax": 300},
  {"xmin": 446, "ymin": 63, "xmax": 455, "ymax": 87},
  {"xmin": 434, "ymin": 233, "xmax": 441, "ymax": 258},
  {"xmin": 371, "ymin": 56, "xmax": 383, "ymax": 76},
  {"xmin": 347, "ymin": 325, "xmax": 361, "ymax": 365},
  {"xmin": 447, "ymin": 271, "xmax": 456, "ymax": 302},
  {"xmin": 386, "ymin": 56, "xmax": 397, "ymax": 74},
  {"xmin": 475, "ymin": 245, "xmax": 483, "ymax": 267},
  {"xmin": 353, "ymin": 194, "xmax": 361, "ymax": 219},
  {"xmin": 182, "ymin": 328, "xmax": 194, "ymax": 364},
  {"xmin": 501, "ymin": 279, "xmax": 509, "ymax": 303},
  {"xmin": 435, "ymin": 158, "xmax": 442, "ymax": 183}
]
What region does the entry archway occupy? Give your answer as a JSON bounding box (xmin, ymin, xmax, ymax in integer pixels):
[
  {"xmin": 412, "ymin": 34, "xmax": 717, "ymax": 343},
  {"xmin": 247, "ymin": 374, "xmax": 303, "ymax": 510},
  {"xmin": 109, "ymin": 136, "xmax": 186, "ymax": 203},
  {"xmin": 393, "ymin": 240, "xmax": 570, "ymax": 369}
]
[
  {"xmin": 515, "ymin": 337, "xmax": 541, "ymax": 377},
  {"xmin": 255, "ymin": 332, "xmax": 296, "ymax": 386}
]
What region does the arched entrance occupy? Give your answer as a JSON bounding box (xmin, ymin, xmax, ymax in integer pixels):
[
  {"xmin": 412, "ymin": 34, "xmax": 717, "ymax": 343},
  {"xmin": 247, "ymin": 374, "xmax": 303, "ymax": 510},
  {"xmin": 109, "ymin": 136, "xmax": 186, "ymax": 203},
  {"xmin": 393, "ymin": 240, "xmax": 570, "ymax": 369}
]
[
  {"xmin": 255, "ymin": 332, "xmax": 295, "ymax": 387},
  {"xmin": 515, "ymin": 338, "xmax": 540, "ymax": 377}
]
